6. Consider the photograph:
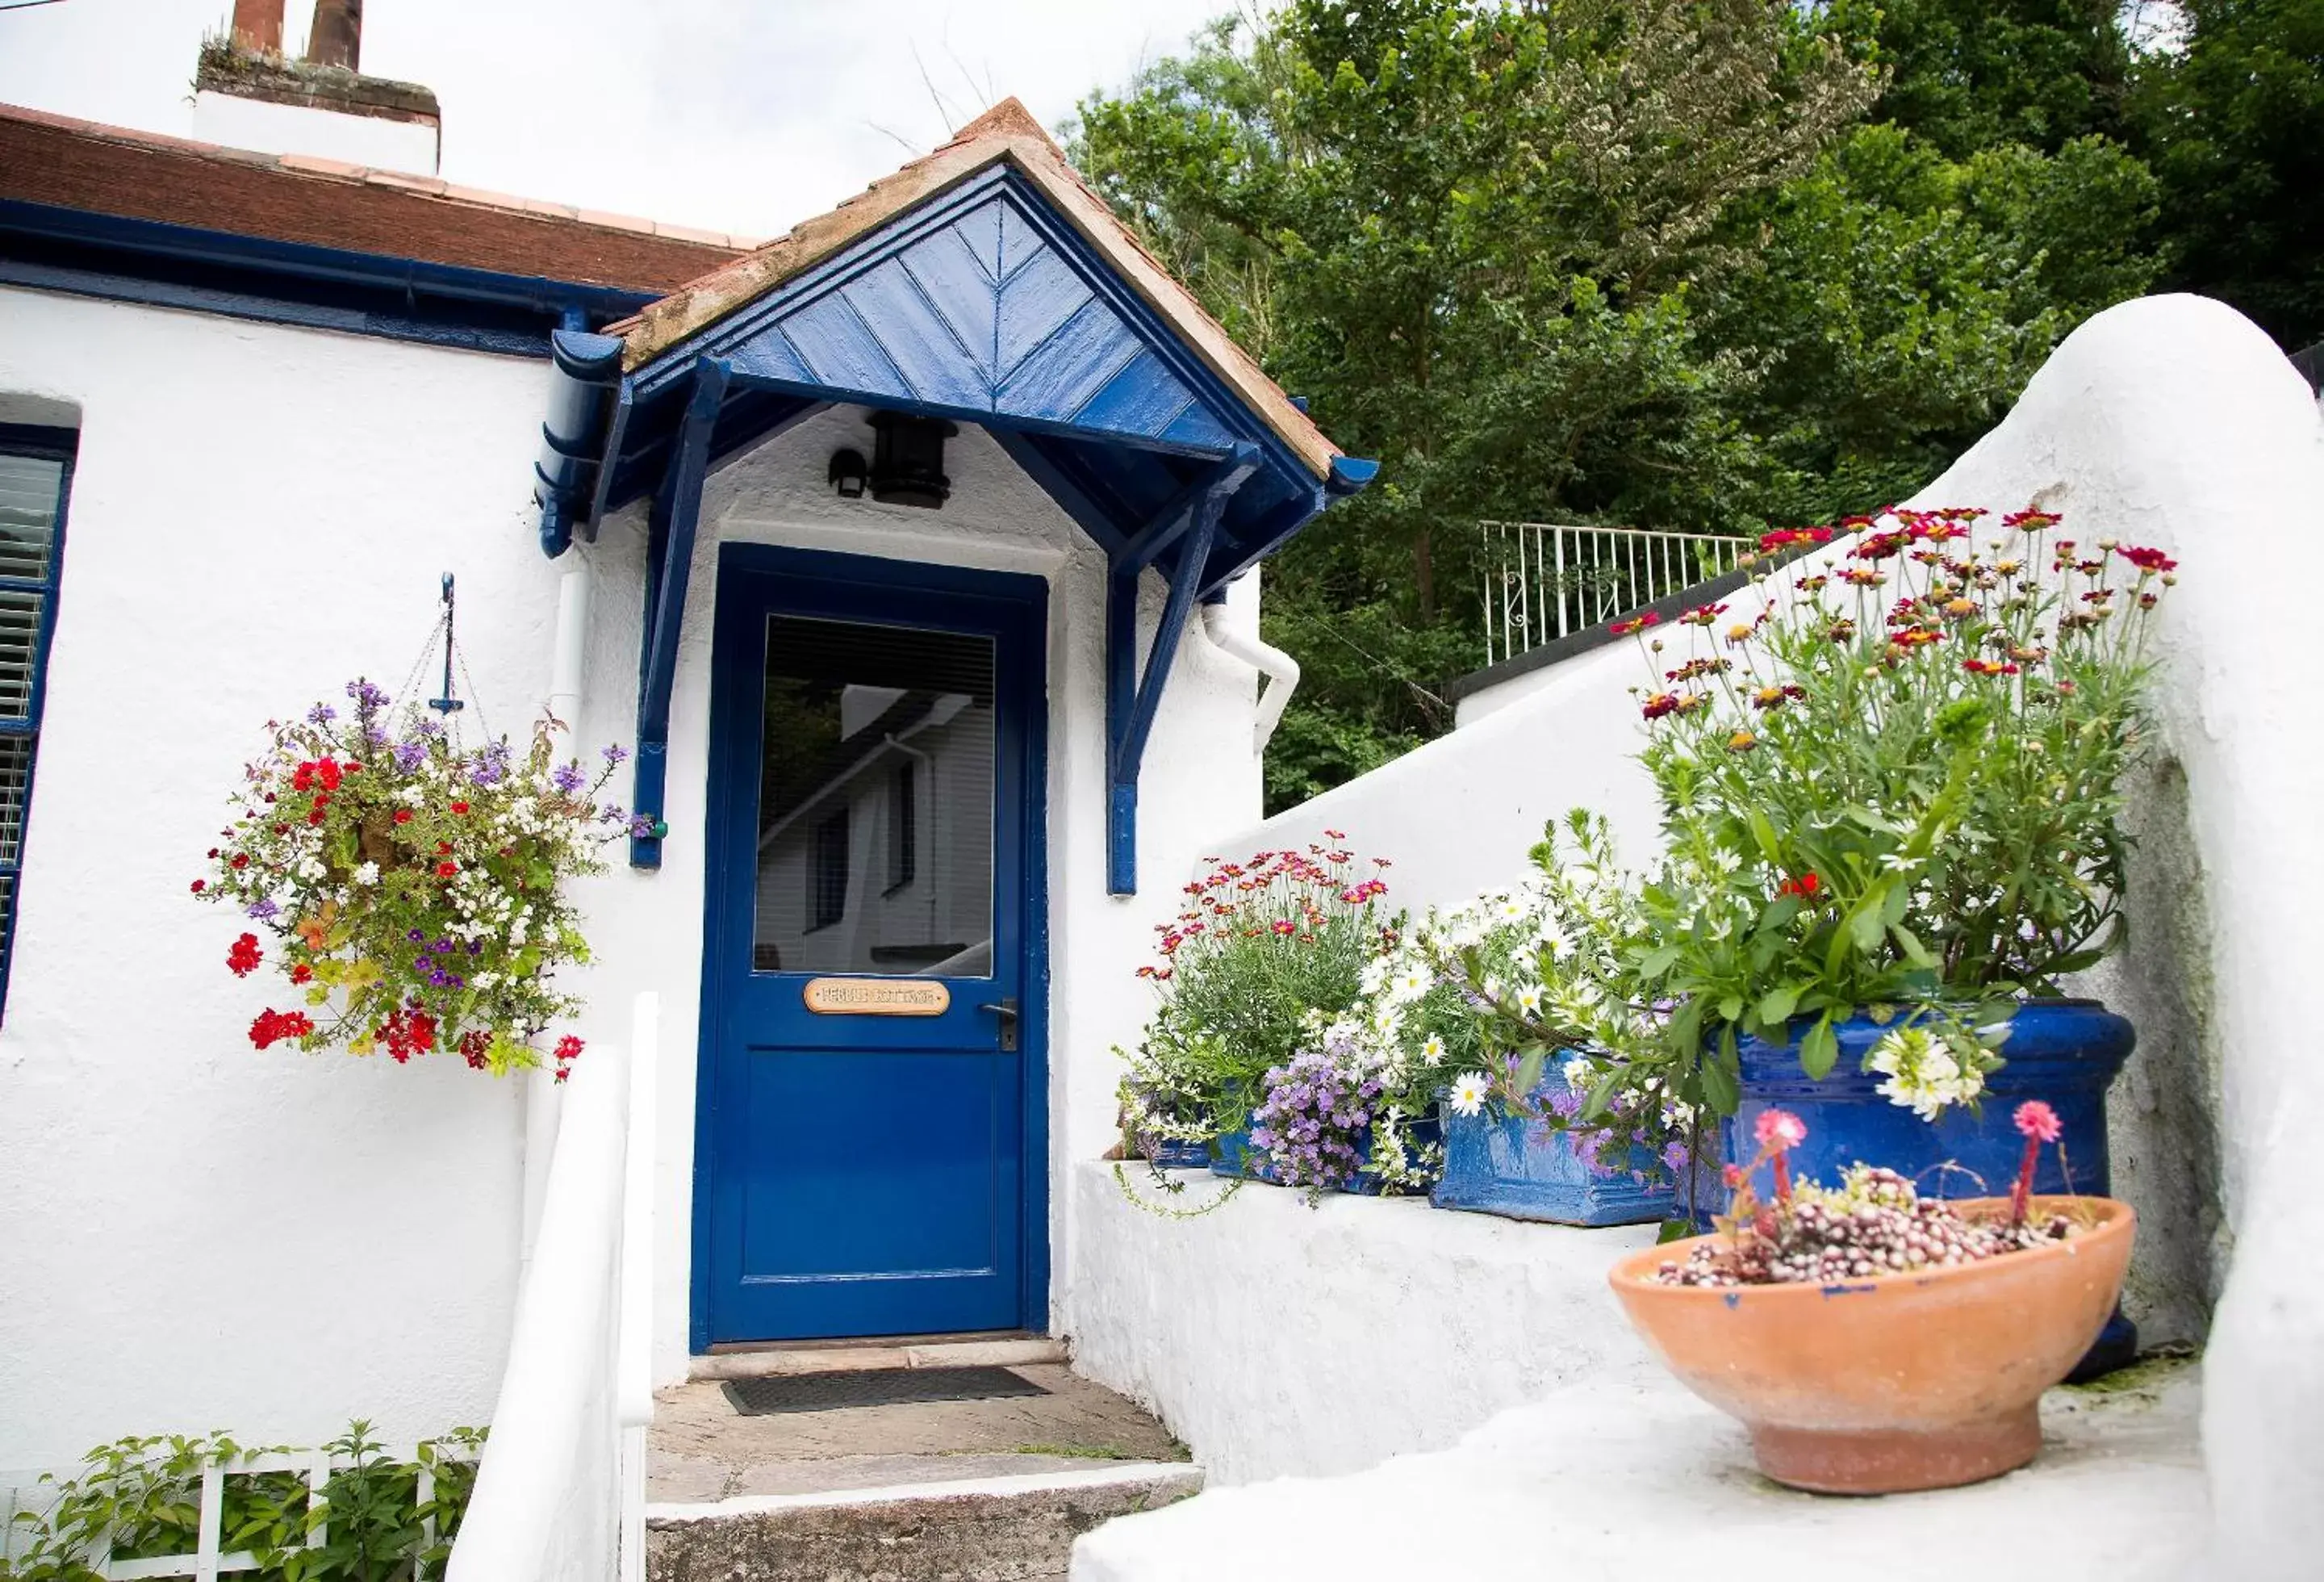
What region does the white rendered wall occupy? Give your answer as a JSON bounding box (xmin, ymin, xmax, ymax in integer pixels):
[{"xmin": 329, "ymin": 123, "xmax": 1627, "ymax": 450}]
[
  {"xmin": 0, "ymin": 287, "xmax": 550, "ymax": 1466},
  {"xmin": 190, "ymin": 90, "xmax": 440, "ymax": 175},
  {"xmin": 1066, "ymin": 1162, "xmax": 1660, "ymax": 1484},
  {"xmin": 0, "ymin": 288, "xmax": 1276, "ymax": 1463},
  {"xmin": 1195, "ymin": 295, "xmax": 2323, "ymax": 1574}
]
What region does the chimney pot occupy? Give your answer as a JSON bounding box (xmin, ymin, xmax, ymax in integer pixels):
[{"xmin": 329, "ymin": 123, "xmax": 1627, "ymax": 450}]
[
  {"xmin": 304, "ymin": 0, "xmax": 362, "ymax": 72},
  {"xmin": 231, "ymin": 0, "xmax": 282, "ymax": 54}
]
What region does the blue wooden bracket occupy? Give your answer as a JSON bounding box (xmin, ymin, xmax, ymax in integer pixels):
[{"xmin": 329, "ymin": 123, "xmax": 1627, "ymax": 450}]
[
  {"xmin": 1106, "ymin": 444, "xmax": 1260, "ymax": 894},
  {"xmin": 629, "ymin": 356, "xmax": 732, "ymax": 869}
]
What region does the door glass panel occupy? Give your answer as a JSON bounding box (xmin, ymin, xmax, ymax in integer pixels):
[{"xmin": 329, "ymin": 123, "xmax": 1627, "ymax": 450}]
[{"xmin": 753, "ymin": 614, "xmax": 995, "ymax": 977}]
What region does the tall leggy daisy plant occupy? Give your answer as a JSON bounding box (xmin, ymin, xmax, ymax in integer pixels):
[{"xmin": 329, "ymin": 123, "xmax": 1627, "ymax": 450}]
[{"xmin": 1614, "ymin": 507, "xmax": 2177, "ymax": 1116}]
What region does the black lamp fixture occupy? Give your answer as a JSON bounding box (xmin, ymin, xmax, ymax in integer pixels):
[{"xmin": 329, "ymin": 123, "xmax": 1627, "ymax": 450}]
[
  {"xmin": 827, "ymin": 447, "xmax": 868, "ymax": 499},
  {"xmin": 867, "ymin": 411, "xmax": 957, "ymax": 508}
]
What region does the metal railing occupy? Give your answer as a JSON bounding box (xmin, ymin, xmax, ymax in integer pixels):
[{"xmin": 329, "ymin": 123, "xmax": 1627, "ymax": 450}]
[{"xmin": 1479, "ymin": 521, "xmax": 1749, "ymax": 666}]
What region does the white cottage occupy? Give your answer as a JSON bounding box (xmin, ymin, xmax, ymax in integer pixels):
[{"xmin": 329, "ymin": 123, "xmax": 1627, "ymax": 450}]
[{"xmin": 0, "ymin": 40, "xmax": 1371, "ymax": 1484}]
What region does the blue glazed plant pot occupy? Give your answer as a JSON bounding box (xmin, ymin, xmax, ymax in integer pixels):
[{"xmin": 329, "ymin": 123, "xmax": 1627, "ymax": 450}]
[
  {"xmin": 1143, "ymin": 1137, "xmax": 1213, "ymax": 1170},
  {"xmin": 1723, "ymin": 999, "xmax": 2133, "ymax": 1199},
  {"xmin": 1724, "ymin": 998, "xmax": 2138, "ymax": 1375},
  {"xmin": 1210, "ymin": 1119, "xmax": 1443, "ymax": 1196},
  {"xmin": 1433, "ymin": 1074, "xmax": 1707, "ymax": 1227}
]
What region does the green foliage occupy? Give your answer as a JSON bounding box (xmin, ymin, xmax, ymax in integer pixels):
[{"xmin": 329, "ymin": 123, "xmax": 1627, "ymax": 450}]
[
  {"xmin": 2131, "ymin": 0, "xmax": 2324, "ymax": 346},
  {"xmin": 4, "ymin": 1423, "xmax": 483, "ymax": 1582},
  {"xmin": 1116, "ymin": 843, "xmax": 1393, "ymax": 1143},
  {"xmin": 1075, "ymin": 0, "xmax": 2189, "ymax": 807}
]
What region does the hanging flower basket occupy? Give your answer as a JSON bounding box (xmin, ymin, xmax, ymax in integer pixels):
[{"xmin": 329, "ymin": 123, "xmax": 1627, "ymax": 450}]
[{"xmin": 194, "ymin": 676, "xmax": 642, "ymax": 1077}]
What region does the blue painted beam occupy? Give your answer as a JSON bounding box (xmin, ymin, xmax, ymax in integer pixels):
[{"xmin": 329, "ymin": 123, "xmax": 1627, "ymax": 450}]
[
  {"xmin": 1104, "ymin": 456, "xmax": 1249, "ymax": 894},
  {"xmin": 629, "ymin": 356, "xmax": 732, "ymax": 869},
  {"xmin": 1111, "ymin": 446, "xmax": 1258, "ymax": 573}
]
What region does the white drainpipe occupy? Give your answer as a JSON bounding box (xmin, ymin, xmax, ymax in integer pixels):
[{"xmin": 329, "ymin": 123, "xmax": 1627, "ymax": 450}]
[
  {"xmin": 525, "ymin": 566, "xmax": 593, "ymax": 1270},
  {"xmin": 1200, "ymin": 601, "xmax": 1300, "ymax": 753}
]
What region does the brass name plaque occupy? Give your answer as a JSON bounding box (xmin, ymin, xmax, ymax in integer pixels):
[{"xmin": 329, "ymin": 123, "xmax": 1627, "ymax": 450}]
[{"xmin": 802, "ymin": 977, "xmax": 951, "ymax": 1016}]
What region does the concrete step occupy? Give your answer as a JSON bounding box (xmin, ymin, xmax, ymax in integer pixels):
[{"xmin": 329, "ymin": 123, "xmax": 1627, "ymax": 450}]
[
  {"xmin": 690, "ymin": 1334, "xmax": 1068, "ymax": 1383},
  {"xmin": 647, "ymin": 1461, "xmax": 1202, "ymax": 1582},
  {"xmin": 647, "ymin": 1359, "xmax": 1194, "ymax": 1579}
]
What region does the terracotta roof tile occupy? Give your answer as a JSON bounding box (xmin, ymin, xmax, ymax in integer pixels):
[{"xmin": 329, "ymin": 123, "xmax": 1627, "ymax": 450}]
[{"xmin": 0, "ymin": 101, "xmax": 761, "ymax": 294}]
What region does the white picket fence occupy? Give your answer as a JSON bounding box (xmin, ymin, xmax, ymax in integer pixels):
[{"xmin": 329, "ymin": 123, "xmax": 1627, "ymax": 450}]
[
  {"xmin": 0, "ymin": 1441, "xmax": 479, "ymax": 1580},
  {"xmin": 1479, "ymin": 521, "xmax": 1748, "ymax": 666}
]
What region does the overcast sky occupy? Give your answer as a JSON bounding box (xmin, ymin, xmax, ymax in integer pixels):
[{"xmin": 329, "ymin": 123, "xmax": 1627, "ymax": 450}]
[{"xmin": 0, "ymin": 0, "xmax": 1244, "ymax": 238}]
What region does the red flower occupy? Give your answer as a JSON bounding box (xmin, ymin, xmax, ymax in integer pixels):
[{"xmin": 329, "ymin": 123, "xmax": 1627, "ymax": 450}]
[
  {"xmin": 1640, "ymin": 692, "xmax": 1681, "ymax": 720},
  {"xmin": 229, "ymin": 853, "xmax": 249, "ymax": 869},
  {"xmin": 307, "ymin": 811, "xmax": 327, "ymax": 826},
  {"xmin": 2121, "ymin": 546, "xmax": 2176, "ymax": 573},
  {"xmin": 316, "ymin": 759, "xmax": 342, "ymax": 791},
  {"xmin": 1678, "ymin": 602, "xmax": 1728, "ymax": 628},
  {"xmin": 1609, "ymin": 612, "xmax": 1661, "ymax": 636},
  {"xmin": 190, "ymin": 879, "xmax": 207, "ymax": 894},
  {"xmin": 437, "ymin": 860, "xmax": 459, "ymax": 877},
  {"xmin": 1754, "ymin": 1109, "xmax": 1807, "ymax": 1150},
  {"xmin": 1776, "ymin": 872, "xmax": 1821, "ymax": 900},
  {"xmin": 249, "ymin": 1007, "xmax": 316, "ymax": 1049},
  {"xmin": 460, "ymin": 1028, "xmax": 492, "ymax": 1069},
  {"xmin": 1757, "ymin": 527, "xmax": 1834, "ymax": 553},
  {"xmin": 1270, "ymin": 919, "xmax": 1296, "ymax": 936},
  {"xmin": 450, "ymin": 801, "xmax": 470, "ymax": 814},
  {"xmin": 2013, "ymin": 1100, "xmax": 2063, "ymax": 1143},
  {"xmin": 227, "ymin": 932, "xmax": 263, "ymax": 977},
  {"xmin": 437, "ymin": 842, "xmax": 454, "ymax": 855},
  {"xmin": 290, "ymin": 963, "xmax": 314, "ymax": 985}
]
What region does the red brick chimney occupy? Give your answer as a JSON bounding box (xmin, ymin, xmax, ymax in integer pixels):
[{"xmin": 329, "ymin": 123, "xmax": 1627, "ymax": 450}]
[
  {"xmin": 231, "ymin": 0, "xmax": 282, "ymax": 54},
  {"xmin": 304, "ymin": 0, "xmax": 362, "ymax": 72}
]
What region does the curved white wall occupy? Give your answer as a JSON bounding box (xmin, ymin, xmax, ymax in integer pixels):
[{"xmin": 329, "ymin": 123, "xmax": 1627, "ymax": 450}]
[{"xmin": 1210, "ymin": 294, "xmax": 2324, "ymax": 1575}]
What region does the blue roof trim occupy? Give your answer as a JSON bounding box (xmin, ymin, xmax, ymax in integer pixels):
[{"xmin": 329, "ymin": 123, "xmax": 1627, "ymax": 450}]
[{"xmin": 0, "ymin": 199, "xmax": 654, "ymax": 358}]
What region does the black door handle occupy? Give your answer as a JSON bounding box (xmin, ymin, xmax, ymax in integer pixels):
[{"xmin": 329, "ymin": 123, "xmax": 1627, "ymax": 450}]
[{"xmin": 976, "ymin": 997, "xmax": 1019, "ymax": 1052}]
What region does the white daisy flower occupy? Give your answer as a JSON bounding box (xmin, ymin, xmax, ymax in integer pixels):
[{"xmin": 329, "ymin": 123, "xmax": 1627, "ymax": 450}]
[
  {"xmin": 1448, "ymin": 1072, "xmax": 1493, "ymax": 1117},
  {"xmin": 1421, "ymin": 1033, "xmax": 1448, "ymax": 1061},
  {"xmin": 1515, "ymin": 984, "xmax": 1544, "ymax": 1016},
  {"xmin": 352, "ymin": 861, "xmax": 380, "ymax": 886}
]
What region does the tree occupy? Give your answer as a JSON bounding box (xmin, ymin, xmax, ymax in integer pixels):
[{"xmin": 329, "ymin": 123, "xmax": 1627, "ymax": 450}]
[{"xmin": 2132, "ymin": 0, "xmax": 2324, "ymax": 348}]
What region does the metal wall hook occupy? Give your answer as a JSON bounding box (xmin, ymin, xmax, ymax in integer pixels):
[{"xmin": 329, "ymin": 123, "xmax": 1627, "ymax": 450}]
[{"xmin": 428, "ymin": 571, "xmax": 466, "ymax": 715}]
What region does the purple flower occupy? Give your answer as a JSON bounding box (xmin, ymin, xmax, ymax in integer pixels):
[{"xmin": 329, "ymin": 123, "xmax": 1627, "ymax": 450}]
[
  {"xmin": 306, "ymin": 703, "xmax": 337, "ymax": 725},
  {"xmin": 392, "ymin": 739, "xmax": 428, "ymax": 771},
  {"xmin": 552, "ymin": 760, "xmax": 587, "ymax": 795},
  {"xmin": 345, "ymin": 678, "xmax": 391, "ymax": 711},
  {"xmin": 469, "ymin": 741, "xmax": 513, "ymax": 787},
  {"xmin": 246, "ymin": 898, "xmax": 279, "ymax": 921},
  {"xmin": 629, "ymin": 813, "xmax": 660, "ymax": 840},
  {"xmin": 601, "ymin": 743, "xmax": 629, "ymax": 766},
  {"xmin": 406, "ymin": 929, "xmax": 425, "ymax": 943}
]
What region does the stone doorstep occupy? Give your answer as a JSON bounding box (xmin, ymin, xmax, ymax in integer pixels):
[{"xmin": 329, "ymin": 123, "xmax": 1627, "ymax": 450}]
[
  {"xmin": 646, "ymin": 1462, "xmax": 1204, "ymax": 1582},
  {"xmin": 691, "ymin": 1336, "xmax": 1070, "ymax": 1382}
]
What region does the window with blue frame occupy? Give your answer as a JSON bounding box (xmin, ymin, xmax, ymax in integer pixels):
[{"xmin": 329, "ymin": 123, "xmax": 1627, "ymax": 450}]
[{"xmin": 0, "ymin": 425, "xmax": 74, "ymax": 1023}]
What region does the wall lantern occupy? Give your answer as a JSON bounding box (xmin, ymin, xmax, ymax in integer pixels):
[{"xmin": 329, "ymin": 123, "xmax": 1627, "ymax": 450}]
[
  {"xmin": 828, "ymin": 448, "xmax": 868, "ymax": 499},
  {"xmin": 867, "ymin": 412, "xmax": 958, "ymax": 508}
]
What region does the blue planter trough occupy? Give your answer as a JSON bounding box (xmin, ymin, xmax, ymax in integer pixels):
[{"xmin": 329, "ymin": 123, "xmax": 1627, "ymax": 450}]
[
  {"xmin": 1432, "ymin": 1076, "xmax": 1709, "ymax": 1227},
  {"xmin": 1725, "ymin": 997, "xmax": 2138, "ymax": 1374},
  {"xmin": 1143, "ymin": 1138, "xmax": 1213, "ymax": 1170},
  {"xmin": 1210, "ymin": 1119, "xmax": 1442, "ymax": 1196}
]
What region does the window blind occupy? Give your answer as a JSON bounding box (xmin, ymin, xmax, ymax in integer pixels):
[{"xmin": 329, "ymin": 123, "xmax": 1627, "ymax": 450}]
[{"xmin": 0, "ymin": 438, "xmax": 72, "ymax": 1016}]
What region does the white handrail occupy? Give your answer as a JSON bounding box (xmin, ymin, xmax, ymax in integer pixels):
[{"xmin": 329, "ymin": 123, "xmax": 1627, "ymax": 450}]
[
  {"xmin": 616, "ymin": 994, "xmax": 658, "ymax": 1582},
  {"xmin": 447, "ymin": 991, "xmax": 658, "ymax": 1582}
]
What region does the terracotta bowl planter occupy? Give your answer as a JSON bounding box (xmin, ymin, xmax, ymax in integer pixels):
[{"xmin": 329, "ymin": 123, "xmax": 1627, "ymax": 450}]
[{"xmin": 1607, "ymin": 1196, "xmax": 2135, "ymax": 1494}]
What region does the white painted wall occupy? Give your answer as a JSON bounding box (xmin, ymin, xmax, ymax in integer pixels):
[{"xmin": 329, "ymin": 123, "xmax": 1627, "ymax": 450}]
[
  {"xmin": 0, "ymin": 287, "xmax": 551, "ymax": 1467},
  {"xmin": 1066, "ymin": 1162, "xmax": 1661, "ymax": 1484},
  {"xmin": 190, "ymin": 90, "xmax": 440, "ymax": 175},
  {"xmin": 0, "ymin": 287, "xmax": 1277, "ymax": 1463},
  {"xmin": 1189, "ymin": 295, "xmax": 2324, "ymax": 1576}
]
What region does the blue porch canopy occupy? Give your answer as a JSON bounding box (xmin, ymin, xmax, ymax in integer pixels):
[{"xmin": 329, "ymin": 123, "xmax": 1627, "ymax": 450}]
[{"xmin": 529, "ymin": 101, "xmax": 1373, "ymax": 893}]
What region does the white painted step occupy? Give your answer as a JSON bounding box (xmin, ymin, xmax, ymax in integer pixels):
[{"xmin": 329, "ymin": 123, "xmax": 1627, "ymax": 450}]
[
  {"xmin": 1072, "ymin": 1359, "xmax": 2204, "ymax": 1581},
  {"xmin": 689, "ymin": 1336, "xmax": 1069, "ymax": 1382}
]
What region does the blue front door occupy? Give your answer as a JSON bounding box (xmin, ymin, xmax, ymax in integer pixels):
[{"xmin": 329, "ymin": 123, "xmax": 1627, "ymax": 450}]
[{"xmin": 697, "ymin": 545, "xmax": 1048, "ymax": 1345}]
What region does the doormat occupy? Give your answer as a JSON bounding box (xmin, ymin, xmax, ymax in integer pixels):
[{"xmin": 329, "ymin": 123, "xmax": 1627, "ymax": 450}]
[{"xmin": 721, "ymin": 1366, "xmax": 1051, "ymax": 1417}]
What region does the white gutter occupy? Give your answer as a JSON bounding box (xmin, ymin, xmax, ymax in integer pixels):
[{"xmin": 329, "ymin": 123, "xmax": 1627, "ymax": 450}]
[{"xmin": 1200, "ymin": 601, "xmax": 1299, "ymax": 753}]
